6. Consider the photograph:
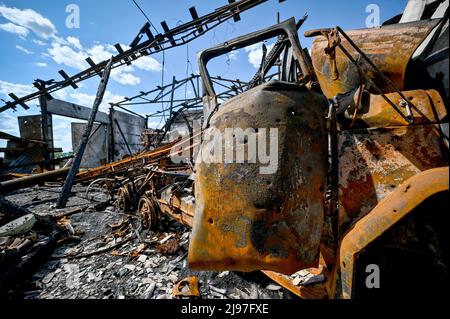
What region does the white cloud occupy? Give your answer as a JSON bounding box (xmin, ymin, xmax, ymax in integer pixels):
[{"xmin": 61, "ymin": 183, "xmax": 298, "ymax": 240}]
[
  {"xmin": 111, "ymin": 66, "xmax": 141, "ymax": 85},
  {"xmin": 147, "ymin": 121, "xmax": 163, "ymax": 129},
  {"xmin": 48, "ymin": 42, "xmax": 88, "ymax": 70},
  {"xmin": 227, "ymin": 50, "xmax": 238, "ymax": 61},
  {"xmin": 34, "ymin": 62, "xmax": 47, "ymax": 67},
  {"xmin": 47, "ymin": 42, "xmax": 160, "ymax": 85},
  {"xmin": 1, "ymin": 4, "xmax": 161, "ymax": 92},
  {"xmin": 0, "ymin": 80, "xmax": 35, "ymax": 97},
  {"xmin": 0, "ymin": 5, "xmax": 57, "ymax": 39},
  {"xmin": 52, "ymin": 116, "xmax": 74, "ymax": 152},
  {"xmin": 66, "ymin": 36, "xmax": 83, "ymax": 50},
  {"xmin": 133, "ymin": 55, "xmax": 163, "ymax": 72},
  {"xmin": 0, "ymin": 79, "xmax": 121, "ymax": 114},
  {"xmin": 53, "ymin": 87, "xmax": 68, "ymax": 100},
  {"xmin": 119, "ymin": 43, "xmax": 162, "ymax": 72},
  {"xmin": 16, "ymin": 45, "xmax": 33, "ymax": 54},
  {"xmin": 0, "ymin": 112, "xmax": 20, "ymax": 136},
  {"xmin": 33, "ymin": 39, "xmax": 46, "ymax": 46},
  {"xmin": 245, "ymin": 43, "xmax": 274, "ymax": 69},
  {"xmin": 53, "ymin": 117, "xmax": 72, "ymax": 131},
  {"xmin": 87, "ymin": 44, "xmax": 114, "ymax": 62},
  {"xmin": 0, "ymin": 22, "xmax": 29, "ymax": 37}
]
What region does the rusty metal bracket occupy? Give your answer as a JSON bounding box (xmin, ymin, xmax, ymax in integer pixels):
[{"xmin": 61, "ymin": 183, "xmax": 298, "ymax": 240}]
[{"xmin": 173, "ymin": 276, "xmax": 201, "ymax": 298}]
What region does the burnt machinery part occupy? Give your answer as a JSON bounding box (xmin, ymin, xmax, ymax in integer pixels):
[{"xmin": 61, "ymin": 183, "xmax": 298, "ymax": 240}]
[
  {"xmin": 117, "ymin": 184, "xmax": 132, "ymax": 214},
  {"xmin": 189, "ymin": 81, "xmax": 329, "ymax": 275},
  {"xmin": 138, "ymin": 195, "xmax": 160, "ymax": 230}
]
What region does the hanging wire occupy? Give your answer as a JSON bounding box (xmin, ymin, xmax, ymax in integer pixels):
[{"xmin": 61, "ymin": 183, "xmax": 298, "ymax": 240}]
[
  {"xmin": 131, "ymin": 0, "xmax": 166, "ymax": 130},
  {"xmin": 161, "ymin": 50, "xmax": 166, "ymax": 123},
  {"xmin": 184, "ymin": 44, "xmax": 192, "ymax": 100},
  {"xmin": 222, "ymin": 20, "xmax": 234, "ymax": 76},
  {"xmin": 131, "ymin": 0, "xmax": 160, "ymax": 34}
]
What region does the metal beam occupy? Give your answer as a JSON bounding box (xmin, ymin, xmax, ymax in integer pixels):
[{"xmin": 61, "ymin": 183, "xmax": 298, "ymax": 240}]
[
  {"xmin": 1, "ymin": 0, "xmax": 272, "ymax": 113},
  {"xmin": 47, "ymin": 98, "xmax": 110, "ymax": 124},
  {"xmin": 0, "ymin": 167, "xmax": 70, "ymax": 194},
  {"xmin": 57, "ymin": 58, "xmax": 113, "ymax": 209}
]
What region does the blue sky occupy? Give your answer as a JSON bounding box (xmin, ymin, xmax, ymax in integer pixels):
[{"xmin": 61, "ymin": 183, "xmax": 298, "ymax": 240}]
[{"xmin": 0, "ymin": 0, "xmax": 408, "ymax": 153}]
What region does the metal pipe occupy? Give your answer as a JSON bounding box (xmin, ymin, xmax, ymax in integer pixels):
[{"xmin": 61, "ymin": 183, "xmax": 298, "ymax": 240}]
[{"xmin": 0, "ymin": 167, "xmax": 70, "ymax": 194}]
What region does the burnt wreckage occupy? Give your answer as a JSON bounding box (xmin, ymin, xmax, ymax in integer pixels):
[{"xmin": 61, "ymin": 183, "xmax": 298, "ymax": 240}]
[{"xmin": 0, "ymin": 0, "xmax": 449, "ymax": 299}]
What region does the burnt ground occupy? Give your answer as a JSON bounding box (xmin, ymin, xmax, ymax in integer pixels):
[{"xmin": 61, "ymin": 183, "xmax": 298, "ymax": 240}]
[{"xmin": 2, "ymin": 184, "xmax": 298, "ymax": 300}]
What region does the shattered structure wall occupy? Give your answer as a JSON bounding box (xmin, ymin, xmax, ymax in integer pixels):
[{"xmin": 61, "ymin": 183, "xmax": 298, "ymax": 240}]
[
  {"xmin": 111, "ymin": 110, "xmax": 146, "ymax": 160},
  {"xmin": 71, "ymin": 123, "xmax": 108, "ymax": 168}
]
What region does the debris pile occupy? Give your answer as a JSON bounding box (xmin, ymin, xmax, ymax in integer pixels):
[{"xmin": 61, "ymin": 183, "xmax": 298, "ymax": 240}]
[
  {"xmin": 0, "ymin": 198, "xmax": 70, "ymax": 296},
  {"xmin": 1, "ymin": 184, "xmax": 296, "ymax": 300}
]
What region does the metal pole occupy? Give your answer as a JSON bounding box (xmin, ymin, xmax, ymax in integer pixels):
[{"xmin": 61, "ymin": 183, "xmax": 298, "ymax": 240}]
[
  {"xmin": 57, "ymin": 57, "xmax": 113, "ymax": 208},
  {"xmin": 169, "ymin": 76, "xmax": 177, "ymax": 119},
  {"xmin": 39, "ymin": 95, "xmax": 54, "ymax": 168},
  {"xmin": 109, "ymin": 104, "xmax": 115, "ymax": 163},
  {"xmin": 0, "ymin": 167, "xmax": 70, "ymax": 194}
]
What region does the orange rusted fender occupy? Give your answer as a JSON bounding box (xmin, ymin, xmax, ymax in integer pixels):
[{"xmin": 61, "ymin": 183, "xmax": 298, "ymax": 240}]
[
  {"xmin": 309, "ymin": 19, "xmax": 440, "ymax": 99},
  {"xmin": 188, "ymin": 81, "xmax": 329, "ymax": 275},
  {"xmin": 332, "ymin": 167, "xmax": 449, "ymax": 299}
]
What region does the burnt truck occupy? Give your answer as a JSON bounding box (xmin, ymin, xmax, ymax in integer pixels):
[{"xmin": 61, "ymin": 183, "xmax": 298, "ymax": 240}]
[
  {"xmin": 181, "ymin": 1, "xmax": 449, "ymax": 299},
  {"xmin": 115, "ymin": 1, "xmax": 449, "ymax": 299}
]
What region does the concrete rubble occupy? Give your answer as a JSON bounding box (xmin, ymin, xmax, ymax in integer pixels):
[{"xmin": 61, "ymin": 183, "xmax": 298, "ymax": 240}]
[{"xmin": 1, "ymin": 184, "xmax": 298, "ymax": 300}]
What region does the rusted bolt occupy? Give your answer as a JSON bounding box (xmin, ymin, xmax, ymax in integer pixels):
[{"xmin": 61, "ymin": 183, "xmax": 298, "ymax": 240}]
[{"xmin": 399, "ymin": 99, "xmax": 408, "ymax": 108}]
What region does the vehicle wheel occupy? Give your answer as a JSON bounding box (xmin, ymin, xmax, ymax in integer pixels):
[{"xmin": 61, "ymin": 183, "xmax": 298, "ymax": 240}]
[
  {"xmin": 138, "ymin": 195, "xmax": 160, "ymax": 229},
  {"xmin": 117, "ymin": 184, "xmax": 132, "ymax": 213}
]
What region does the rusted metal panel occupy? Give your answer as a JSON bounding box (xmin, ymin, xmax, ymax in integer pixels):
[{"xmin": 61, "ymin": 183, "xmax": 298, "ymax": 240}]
[
  {"xmin": 332, "ymin": 167, "xmax": 449, "ymax": 299},
  {"xmin": 188, "ymin": 81, "xmax": 329, "ymax": 275},
  {"xmin": 1, "ymin": 144, "xmax": 44, "ymax": 174},
  {"xmin": 173, "ymin": 276, "xmax": 200, "ymax": 298},
  {"xmin": 337, "ymin": 124, "xmax": 448, "ymax": 232},
  {"xmin": 341, "ymin": 89, "xmax": 447, "ymax": 129},
  {"xmin": 71, "ymin": 123, "xmax": 108, "ymax": 168},
  {"xmin": 18, "ymin": 115, "xmax": 44, "ymax": 141},
  {"xmin": 159, "ymin": 191, "xmax": 195, "ymax": 228},
  {"xmin": 309, "ymin": 19, "xmax": 440, "ymax": 99},
  {"xmin": 112, "ymin": 110, "xmax": 146, "ymax": 159},
  {"xmin": 262, "ymin": 266, "xmax": 328, "ymax": 299}
]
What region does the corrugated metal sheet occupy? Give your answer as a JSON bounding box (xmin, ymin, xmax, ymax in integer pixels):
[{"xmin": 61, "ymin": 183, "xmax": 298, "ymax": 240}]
[{"xmin": 0, "ymin": 144, "xmax": 44, "ymax": 174}]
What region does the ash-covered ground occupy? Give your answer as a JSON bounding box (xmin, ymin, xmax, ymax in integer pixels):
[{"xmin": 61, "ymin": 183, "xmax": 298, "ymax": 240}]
[{"xmin": 2, "ymin": 184, "xmax": 299, "ymax": 300}]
